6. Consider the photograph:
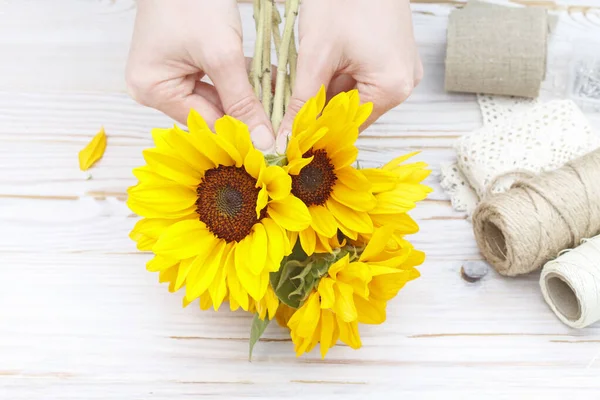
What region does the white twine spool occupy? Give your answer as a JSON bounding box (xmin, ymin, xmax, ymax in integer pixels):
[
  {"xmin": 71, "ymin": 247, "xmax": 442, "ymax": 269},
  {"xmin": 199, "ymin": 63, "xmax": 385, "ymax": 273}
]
[{"xmin": 540, "ymin": 235, "xmax": 600, "ymax": 329}]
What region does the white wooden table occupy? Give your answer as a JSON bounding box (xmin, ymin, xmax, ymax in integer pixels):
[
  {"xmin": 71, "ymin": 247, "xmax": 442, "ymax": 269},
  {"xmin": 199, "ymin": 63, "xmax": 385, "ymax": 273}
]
[{"xmin": 1, "ymin": 1, "xmax": 600, "ymax": 398}]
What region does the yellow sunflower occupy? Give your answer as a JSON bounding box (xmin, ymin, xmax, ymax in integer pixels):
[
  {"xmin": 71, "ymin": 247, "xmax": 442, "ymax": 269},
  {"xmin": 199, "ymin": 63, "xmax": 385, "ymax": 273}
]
[
  {"xmin": 128, "ymin": 110, "xmax": 311, "ymax": 309},
  {"xmin": 360, "ymin": 152, "xmax": 432, "ymax": 247},
  {"xmin": 282, "ymin": 226, "xmax": 424, "ymax": 358},
  {"xmin": 285, "ymin": 86, "xmax": 376, "ymax": 256}
]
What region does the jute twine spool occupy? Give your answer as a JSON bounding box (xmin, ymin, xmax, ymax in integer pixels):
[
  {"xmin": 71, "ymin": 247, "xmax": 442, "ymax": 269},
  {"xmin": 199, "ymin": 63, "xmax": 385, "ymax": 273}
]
[
  {"xmin": 472, "ymin": 148, "xmax": 600, "ymax": 276},
  {"xmin": 540, "ymin": 236, "xmax": 600, "ymax": 328}
]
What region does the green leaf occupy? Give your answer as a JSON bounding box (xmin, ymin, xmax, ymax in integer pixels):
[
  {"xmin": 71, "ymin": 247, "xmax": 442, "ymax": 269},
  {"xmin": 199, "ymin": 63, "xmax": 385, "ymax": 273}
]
[
  {"xmin": 248, "ymin": 314, "xmax": 270, "ymax": 361},
  {"xmin": 264, "ymin": 153, "xmax": 288, "ymax": 167}
]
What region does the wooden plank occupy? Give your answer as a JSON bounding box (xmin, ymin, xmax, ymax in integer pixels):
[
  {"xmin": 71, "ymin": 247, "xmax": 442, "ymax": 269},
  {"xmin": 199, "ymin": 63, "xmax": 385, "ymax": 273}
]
[{"xmin": 1, "ymin": 252, "xmax": 599, "ymax": 398}]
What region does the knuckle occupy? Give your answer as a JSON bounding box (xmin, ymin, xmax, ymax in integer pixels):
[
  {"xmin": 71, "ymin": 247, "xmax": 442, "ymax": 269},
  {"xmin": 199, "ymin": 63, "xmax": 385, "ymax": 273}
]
[
  {"xmin": 204, "ymin": 45, "xmax": 244, "ymax": 71},
  {"xmin": 381, "ymin": 74, "xmax": 415, "ymax": 106},
  {"xmin": 286, "ymin": 98, "xmax": 306, "ymax": 116},
  {"xmin": 224, "ymin": 94, "xmax": 259, "ymax": 119}
]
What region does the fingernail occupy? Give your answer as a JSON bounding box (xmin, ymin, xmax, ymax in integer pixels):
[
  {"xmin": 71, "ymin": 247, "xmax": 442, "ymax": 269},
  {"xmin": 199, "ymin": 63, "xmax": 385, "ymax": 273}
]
[
  {"xmin": 276, "ymin": 130, "xmax": 291, "ymax": 154},
  {"xmin": 251, "ymin": 125, "xmax": 275, "ymax": 152}
]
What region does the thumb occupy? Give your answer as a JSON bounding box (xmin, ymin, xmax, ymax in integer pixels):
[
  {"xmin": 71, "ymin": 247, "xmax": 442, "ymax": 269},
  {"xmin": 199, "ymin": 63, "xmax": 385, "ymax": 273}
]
[
  {"xmin": 206, "ymin": 53, "xmax": 275, "ymax": 152},
  {"xmin": 276, "ymin": 48, "xmax": 334, "ymax": 151}
]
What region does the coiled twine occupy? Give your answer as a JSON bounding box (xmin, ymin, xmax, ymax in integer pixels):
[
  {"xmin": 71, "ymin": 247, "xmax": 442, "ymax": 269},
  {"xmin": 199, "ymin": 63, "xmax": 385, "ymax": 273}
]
[
  {"xmin": 472, "ymin": 148, "xmax": 600, "ymax": 276},
  {"xmin": 540, "ymin": 236, "xmax": 600, "ymax": 328}
]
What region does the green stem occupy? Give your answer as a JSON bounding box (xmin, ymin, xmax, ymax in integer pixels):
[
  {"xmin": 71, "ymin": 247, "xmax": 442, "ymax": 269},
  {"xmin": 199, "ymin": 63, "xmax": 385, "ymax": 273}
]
[
  {"xmin": 251, "ymin": 0, "xmax": 263, "ymax": 97},
  {"xmin": 271, "ymin": 0, "xmax": 300, "ymax": 132},
  {"xmin": 271, "ymin": 6, "xmax": 285, "ymax": 129},
  {"xmin": 261, "ymin": 0, "xmax": 273, "ymax": 116}
]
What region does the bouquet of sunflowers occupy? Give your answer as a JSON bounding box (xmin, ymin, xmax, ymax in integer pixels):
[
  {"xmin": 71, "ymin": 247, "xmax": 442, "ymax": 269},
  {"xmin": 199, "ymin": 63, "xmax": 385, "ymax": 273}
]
[{"xmin": 127, "ymin": 0, "xmax": 431, "ymax": 359}]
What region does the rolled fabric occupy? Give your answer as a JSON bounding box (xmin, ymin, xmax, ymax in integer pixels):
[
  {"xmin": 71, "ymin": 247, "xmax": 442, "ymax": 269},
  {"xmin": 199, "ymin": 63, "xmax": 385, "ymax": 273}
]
[
  {"xmin": 445, "ymin": 1, "xmax": 548, "ymax": 98},
  {"xmin": 540, "ymin": 236, "xmax": 600, "ymax": 329}
]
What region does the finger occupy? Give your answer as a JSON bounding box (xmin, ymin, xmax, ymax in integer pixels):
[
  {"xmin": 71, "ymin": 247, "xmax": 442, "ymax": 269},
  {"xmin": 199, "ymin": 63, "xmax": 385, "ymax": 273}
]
[
  {"xmin": 168, "ymin": 93, "xmax": 224, "ymax": 128},
  {"xmin": 277, "ymin": 47, "xmax": 335, "ymax": 138},
  {"xmin": 193, "ymin": 81, "xmax": 223, "ymax": 110},
  {"xmin": 356, "ymin": 74, "xmax": 416, "ymax": 132},
  {"xmin": 326, "ymin": 74, "xmax": 356, "ymax": 102},
  {"xmin": 129, "ymin": 73, "xmax": 224, "ymax": 128},
  {"xmin": 206, "ymin": 52, "xmax": 275, "ymax": 152}
]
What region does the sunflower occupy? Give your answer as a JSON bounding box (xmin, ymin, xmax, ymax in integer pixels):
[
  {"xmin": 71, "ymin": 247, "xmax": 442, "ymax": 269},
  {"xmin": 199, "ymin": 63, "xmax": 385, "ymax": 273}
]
[
  {"xmin": 128, "ymin": 110, "xmax": 311, "ymax": 309},
  {"xmin": 284, "ymin": 86, "xmax": 376, "ymax": 256},
  {"xmin": 360, "ymin": 152, "xmax": 432, "ymax": 247},
  {"xmin": 282, "ymin": 226, "xmax": 424, "ymax": 358}
]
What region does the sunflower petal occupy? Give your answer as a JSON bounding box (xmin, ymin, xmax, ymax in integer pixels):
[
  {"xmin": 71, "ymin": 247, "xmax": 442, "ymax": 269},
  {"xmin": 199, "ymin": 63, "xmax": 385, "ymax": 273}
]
[
  {"xmin": 131, "ymin": 218, "xmax": 177, "ymax": 251},
  {"xmin": 268, "ymin": 195, "xmax": 311, "ymax": 231},
  {"xmin": 286, "ymin": 156, "xmax": 314, "ymax": 176},
  {"xmin": 360, "ymin": 168, "xmax": 400, "ymax": 193},
  {"xmin": 226, "ymin": 250, "xmax": 249, "ymax": 311},
  {"xmin": 79, "ymin": 127, "xmax": 107, "ymax": 171},
  {"xmin": 260, "ymin": 166, "xmax": 291, "ymax": 200},
  {"xmin": 290, "ymin": 292, "xmax": 321, "ymax": 338},
  {"xmin": 153, "ymin": 219, "xmax": 217, "ymax": 259},
  {"xmin": 256, "ymin": 187, "xmax": 268, "ymax": 219},
  {"xmin": 187, "ymin": 108, "xmax": 211, "ymax": 134},
  {"xmin": 335, "ymin": 167, "xmax": 371, "ymax": 191},
  {"xmin": 147, "ymin": 254, "xmax": 179, "ymax": 272},
  {"xmin": 187, "ymin": 111, "xmax": 237, "ymax": 167},
  {"xmin": 292, "ymin": 86, "xmax": 326, "ymax": 136},
  {"xmin": 215, "ymin": 115, "xmax": 253, "ymax": 160},
  {"xmin": 175, "ymin": 257, "xmax": 195, "ymax": 291},
  {"xmin": 337, "ymin": 318, "xmax": 362, "ymax": 349},
  {"xmin": 127, "ymin": 200, "xmax": 197, "ymax": 219},
  {"xmin": 370, "ymin": 186, "xmax": 431, "ymax": 214},
  {"xmin": 317, "ymin": 278, "xmax": 336, "ymax": 309},
  {"xmin": 165, "ymin": 125, "xmax": 214, "ymax": 171},
  {"xmin": 354, "ymin": 296, "xmax": 386, "ymax": 325},
  {"xmin": 235, "ymin": 240, "xmax": 269, "ymax": 301},
  {"xmin": 333, "ymin": 282, "xmax": 358, "ymax": 323},
  {"xmin": 319, "ymin": 310, "xmax": 337, "ymax": 358},
  {"xmin": 382, "ymin": 152, "xmax": 420, "ymax": 170},
  {"xmin": 244, "ymin": 148, "xmax": 266, "ymax": 180},
  {"xmin": 315, "ymin": 233, "xmax": 334, "ymax": 254},
  {"xmin": 127, "ymin": 183, "xmax": 197, "ymax": 212},
  {"xmin": 309, "ymin": 206, "xmax": 337, "ymax": 238},
  {"xmin": 354, "ymin": 102, "xmax": 373, "ymax": 127},
  {"xmin": 326, "ymin": 199, "xmax": 373, "ymax": 234},
  {"xmin": 328, "ymin": 254, "xmax": 349, "ymax": 280},
  {"xmin": 285, "ymin": 136, "xmax": 303, "ymax": 162},
  {"xmin": 299, "ymin": 226, "xmax": 317, "ymax": 256},
  {"xmin": 329, "ymin": 145, "xmax": 359, "ymax": 170},
  {"xmin": 143, "ymin": 148, "xmax": 202, "ymax": 187},
  {"xmin": 248, "ymin": 223, "xmax": 268, "ymax": 275},
  {"xmin": 296, "ymin": 126, "xmax": 329, "ymax": 155},
  {"xmin": 262, "ymin": 218, "xmax": 287, "ymax": 271},
  {"xmin": 185, "ymin": 240, "xmax": 227, "ymax": 301},
  {"xmin": 360, "ymin": 225, "xmax": 396, "ymax": 262},
  {"xmin": 208, "ymin": 248, "xmax": 229, "ymax": 310}
]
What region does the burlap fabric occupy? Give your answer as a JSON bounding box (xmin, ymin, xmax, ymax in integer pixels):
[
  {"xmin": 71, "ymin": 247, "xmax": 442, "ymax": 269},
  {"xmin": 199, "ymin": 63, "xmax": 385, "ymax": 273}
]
[{"xmin": 445, "ymin": 1, "xmax": 548, "ymax": 98}]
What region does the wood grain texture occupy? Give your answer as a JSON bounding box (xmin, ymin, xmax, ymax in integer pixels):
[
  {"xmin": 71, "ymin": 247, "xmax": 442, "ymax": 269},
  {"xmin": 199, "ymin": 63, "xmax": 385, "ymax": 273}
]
[{"xmin": 1, "ymin": 1, "xmax": 600, "ymax": 399}]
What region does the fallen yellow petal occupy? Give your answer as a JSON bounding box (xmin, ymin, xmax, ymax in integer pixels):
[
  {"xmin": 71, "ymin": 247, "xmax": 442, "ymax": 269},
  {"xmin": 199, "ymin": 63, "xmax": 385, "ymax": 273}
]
[{"xmin": 79, "ymin": 127, "xmax": 107, "ymax": 171}]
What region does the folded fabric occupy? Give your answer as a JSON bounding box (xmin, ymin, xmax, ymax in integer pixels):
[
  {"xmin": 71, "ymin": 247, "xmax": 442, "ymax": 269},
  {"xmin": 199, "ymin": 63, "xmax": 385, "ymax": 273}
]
[
  {"xmin": 440, "ymin": 96, "xmax": 600, "ymax": 216},
  {"xmin": 445, "ymin": 1, "xmax": 548, "ymax": 98}
]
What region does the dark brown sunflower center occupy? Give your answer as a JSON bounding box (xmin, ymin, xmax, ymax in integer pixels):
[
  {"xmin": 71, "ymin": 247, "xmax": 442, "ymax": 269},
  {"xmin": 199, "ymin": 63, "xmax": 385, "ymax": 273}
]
[
  {"xmin": 291, "ymin": 149, "xmax": 337, "ymax": 206},
  {"xmin": 196, "ymin": 165, "xmax": 266, "ymax": 243}
]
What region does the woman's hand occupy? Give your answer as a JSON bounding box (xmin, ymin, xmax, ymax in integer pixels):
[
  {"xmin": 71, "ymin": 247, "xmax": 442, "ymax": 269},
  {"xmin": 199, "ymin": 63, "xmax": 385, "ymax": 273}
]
[
  {"xmin": 126, "ymin": 0, "xmax": 275, "ymax": 151},
  {"xmin": 276, "ymin": 0, "xmax": 422, "ymax": 150}
]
